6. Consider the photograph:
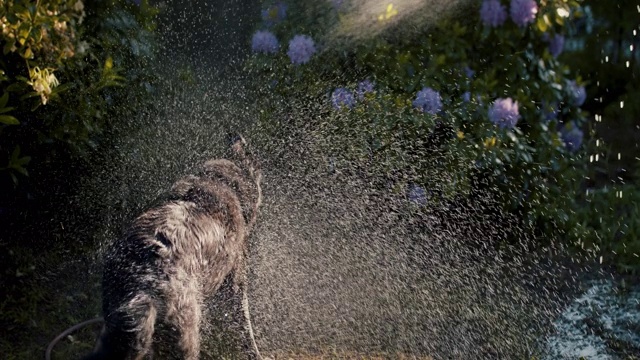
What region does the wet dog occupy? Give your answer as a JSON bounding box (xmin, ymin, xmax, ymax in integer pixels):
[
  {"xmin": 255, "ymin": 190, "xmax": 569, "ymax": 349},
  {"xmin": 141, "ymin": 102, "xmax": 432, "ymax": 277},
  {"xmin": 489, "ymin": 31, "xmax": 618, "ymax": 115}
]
[{"xmin": 83, "ymin": 135, "xmax": 262, "ymax": 360}]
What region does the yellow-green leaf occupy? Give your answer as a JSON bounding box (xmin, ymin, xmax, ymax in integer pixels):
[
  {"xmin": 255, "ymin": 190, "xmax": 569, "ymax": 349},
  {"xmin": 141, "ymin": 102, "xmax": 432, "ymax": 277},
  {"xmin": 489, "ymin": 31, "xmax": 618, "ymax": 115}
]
[
  {"xmin": 0, "ymin": 115, "xmax": 19, "ymax": 125},
  {"xmin": 0, "ymin": 92, "xmax": 8, "ymax": 108},
  {"xmin": 105, "ymin": 56, "xmax": 114, "ymax": 70},
  {"xmin": 21, "ymin": 47, "xmax": 32, "ymax": 59},
  {"xmin": 536, "ymin": 16, "xmax": 548, "ymax": 32}
]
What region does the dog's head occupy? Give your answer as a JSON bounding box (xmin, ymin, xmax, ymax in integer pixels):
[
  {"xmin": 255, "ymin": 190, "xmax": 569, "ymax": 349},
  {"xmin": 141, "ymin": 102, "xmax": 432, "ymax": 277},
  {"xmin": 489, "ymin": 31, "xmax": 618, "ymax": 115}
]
[{"xmin": 200, "ymin": 134, "xmax": 262, "ymax": 230}]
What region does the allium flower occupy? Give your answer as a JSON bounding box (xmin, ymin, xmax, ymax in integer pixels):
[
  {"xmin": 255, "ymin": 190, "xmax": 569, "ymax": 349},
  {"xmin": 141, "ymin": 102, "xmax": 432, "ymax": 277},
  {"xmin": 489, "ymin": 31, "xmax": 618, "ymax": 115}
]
[
  {"xmin": 413, "ymin": 87, "xmax": 443, "ymax": 114},
  {"xmin": 510, "ymin": 0, "xmax": 538, "ymax": 27},
  {"xmin": 561, "ymin": 122, "xmax": 583, "ymax": 152},
  {"xmin": 357, "ymin": 79, "xmax": 375, "ymax": 99},
  {"xmin": 251, "ymin": 31, "xmax": 279, "ymax": 54},
  {"xmin": 543, "ymin": 101, "xmax": 559, "ymax": 122},
  {"xmin": 407, "ymin": 184, "xmax": 427, "ymax": 206},
  {"xmin": 547, "ymin": 34, "xmax": 565, "ymax": 58},
  {"xmin": 262, "ymin": 2, "xmax": 287, "ymax": 26},
  {"xmin": 331, "ymin": 0, "xmax": 346, "ymax": 9},
  {"xmin": 480, "ymin": 0, "xmax": 507, "ymax": 28},
  {"xmin": 566, "ymin": 80, "xmax": 586, "ymax": 107},
  {"xmin": 331, "ymin": 87, "xmax": 355, "ymax": 110},
  {"xmin": 287, "ymin": 35, "xmax": 316, "ymax": 65},
  {"xmin": 464, "ymin": 66, "xmax": 475, "ymax": 78},
  {"xmin": 488, "ymin": 97, "xmax": 520, "ymax": 129}
]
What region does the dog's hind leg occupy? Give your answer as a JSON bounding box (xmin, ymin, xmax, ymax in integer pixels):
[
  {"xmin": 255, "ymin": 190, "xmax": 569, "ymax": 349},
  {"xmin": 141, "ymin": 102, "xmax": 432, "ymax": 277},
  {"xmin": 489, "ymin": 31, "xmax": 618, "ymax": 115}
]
[
  {"xmin": 87, "ymin": 293, "xmax": 158, "ymax": 360},
  {"xmin": 126, "ymin": 293, "xmax": 158, "ymax": 360},
  {"xmin": 165, "ymin": 283, "xmax": 203, "ymax": 360}
]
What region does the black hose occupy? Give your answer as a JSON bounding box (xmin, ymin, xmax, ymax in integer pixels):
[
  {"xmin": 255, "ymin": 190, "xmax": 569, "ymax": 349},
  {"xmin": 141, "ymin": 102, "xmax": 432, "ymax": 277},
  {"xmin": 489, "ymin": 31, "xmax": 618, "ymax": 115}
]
[{"xmin": 45, "ymin": 317, "xmax": 103, "ymax": 360}]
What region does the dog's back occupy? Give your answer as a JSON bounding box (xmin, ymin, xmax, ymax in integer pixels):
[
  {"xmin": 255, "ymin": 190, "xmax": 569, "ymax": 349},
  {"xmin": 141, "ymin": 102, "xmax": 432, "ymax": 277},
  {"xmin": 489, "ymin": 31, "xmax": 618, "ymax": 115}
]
[{"xmin": 85, "ymin": 137, "xmax": 261, "ymax": 360}]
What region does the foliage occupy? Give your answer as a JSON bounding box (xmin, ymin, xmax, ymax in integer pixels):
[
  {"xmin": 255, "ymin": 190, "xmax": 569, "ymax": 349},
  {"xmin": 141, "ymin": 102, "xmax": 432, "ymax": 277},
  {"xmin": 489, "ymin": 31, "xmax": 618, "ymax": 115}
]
[
  {"xmin": 0, "ymin": 0, "xmax": 158, "ymax": 189},
  {"xmin": 243, "ymin": 0, "xmax": 640, "ymax": 270},
  {"xmin": 558, "ymin": 0, "xmax": 640, "ymax": 272},
  {"xmin": 0, "ymin": 0, "xmax": 159, "ymax": 356},
  {"xmin": 574, "ymin": 185, "xmax": 640, "ymax": 273},
  {"xmin": 562, "ymin": 0, "xmax": 640, "ymax": 185}
]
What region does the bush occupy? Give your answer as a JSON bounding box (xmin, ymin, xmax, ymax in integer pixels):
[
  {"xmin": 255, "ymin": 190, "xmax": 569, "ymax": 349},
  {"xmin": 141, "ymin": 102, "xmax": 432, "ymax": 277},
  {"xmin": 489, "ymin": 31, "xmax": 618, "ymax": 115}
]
[
  {"xmin": 244, "ymin": 1, "xmax": 631, "ymax": 267},
  {"xmin": 0, "ymin": 1, "xmax": 159, "ymax": 356},
  {"xmin": 0, "ymin": 0, "xmax": 158, "ymax": 190},
  {"xmin": 247, "ymin": 0, "xmax": 639, "ymax": 270}
]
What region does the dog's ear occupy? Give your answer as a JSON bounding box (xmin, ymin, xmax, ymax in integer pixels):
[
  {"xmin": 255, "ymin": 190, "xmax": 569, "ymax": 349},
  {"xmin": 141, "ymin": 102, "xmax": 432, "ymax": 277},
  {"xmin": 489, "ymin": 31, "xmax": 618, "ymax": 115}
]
[{"xmin": 227, "ymin": 133, "xmax": 247, "ymax": 157}]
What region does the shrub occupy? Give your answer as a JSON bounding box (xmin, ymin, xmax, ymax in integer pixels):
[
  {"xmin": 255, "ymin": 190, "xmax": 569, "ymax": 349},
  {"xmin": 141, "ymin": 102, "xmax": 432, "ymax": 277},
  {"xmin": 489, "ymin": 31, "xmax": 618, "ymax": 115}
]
[
  {"xmin": 0, "ymin": 0, "xmax": 158, "ymax": 190},
  {"xmin": 244, "ymin": 1, "xmax": 620, "ymax": 266}
]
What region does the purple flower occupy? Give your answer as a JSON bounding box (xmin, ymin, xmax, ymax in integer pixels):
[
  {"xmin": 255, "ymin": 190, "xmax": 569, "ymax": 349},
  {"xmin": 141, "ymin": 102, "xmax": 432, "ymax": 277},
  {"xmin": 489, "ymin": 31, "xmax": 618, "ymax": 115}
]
[
  {"xmin": 480, "ymin": 0, "xmax": 507, "ymax": 28},
  {"xmin": 547, "ymin": 34, "xmax": 565, "ymax": 58},
  {"xmin": 413, "ymin": 87, "xmax": 443, "ymax": 114},
  {"xmin": 488, "ymin": 97, "xmax": 520, "ymax": 129},
  {"xmin": 287, "ymin": 35, "xmax": 316, "ymax": 65},
  {"xmin": 331, "ymin": 88, "xmax": 355, "ymax": 110},
  {"xmin": 510, "ymin": 0, "xmax": 538, "ymax": 27},
  {"xmin": 357, "ymin": 79, "xmax": 375, "ymax": 99},
  {"xmin": 543, "ymin": 101, "xmax": 559, "ymax": 121},
  {"xmin": 251, "ymin": 31, "xmax": 279, "ymax": 54},
  {"xmin": 407, "ymin": 183, "xmax": 427, "ymax": 206},
  {"xmin": 560, "ymin": 122, "xmax": 583, "ymax": 152},
  {"xmin": 464, "ymin": 66, "xmax": 475, "ymax": 78},
  {"xmin": 262, "ymin": 2, "xmax": 287, "ymax": 27},
  {"xmin": 567, "ymin": 80, "xmax": 586, "ymax": 107},
  {"xmin": 331, "ymin": 0, "xmax": 346, "ymax": 9},
  {"xmin": 462, "ymin": 91, "xmax": 471, "ymax": 103}
]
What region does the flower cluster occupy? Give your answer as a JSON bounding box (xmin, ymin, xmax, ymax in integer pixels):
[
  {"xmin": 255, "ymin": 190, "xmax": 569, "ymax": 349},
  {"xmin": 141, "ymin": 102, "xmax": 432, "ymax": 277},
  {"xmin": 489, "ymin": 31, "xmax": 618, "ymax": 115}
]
[
  {"xmin": 510, "ymin": 0, "xmax": 538, "ymax": 27},
  {"xmin": 547, "ymin": 34, "xmax": 565, "ymax": 58},
  {"xmin": 480, "ymin": 0, "xmax": 507, "ymax": 28},
  {"xmin": 488, "ymin": 97, "xmax": 520, "ymax": 129},
  {"xmin": 413, "ymin": 87, "xmax": 443, "ymax": 114},
  {"xmin": 27, "ymin": 67, "xmax": 60, "ymax": 105},
  {"xmin": 407, "ymin": 184, "xmax": 428, "ymax": 206},
  {"xmin": 330, "ymin": 80, "xmax": 375, "ymax": 110},
  {"xmin": 251, "ymin": 30, "xmax": 279, "ymax": 54},
  {"xmin": 331, "ymin": 0, "xmax": 346, "ymax": 9},
  {"xmin": 480, "ymin": 0, "xmax": 538, "ymax": 28},
  {"xmin": 331, "ymin": 88, "xmax": 355, "ymax": 110},
  {"xmin": 287, "ymin": 35, "xmax": 316, "ymax": 65},
  {"xmin": 566, "ymin": 80, "xmax": 586, "ymax": 107},
  {"xmin": 357, "ymin": 79, "xmax": 375, "ymax": 99},
  {"xmin": 560, "ymin": 122, "xmax": 584, "ymax": 152},
  {"xmin": 250, "ymin": 31, "xmax": 317, "ymax": 65}
]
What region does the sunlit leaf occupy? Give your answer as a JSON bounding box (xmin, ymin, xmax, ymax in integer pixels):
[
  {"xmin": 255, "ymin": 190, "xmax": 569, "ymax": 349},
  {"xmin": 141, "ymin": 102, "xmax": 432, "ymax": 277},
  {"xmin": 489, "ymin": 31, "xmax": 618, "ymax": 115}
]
[{"xmin": 0, "ymin": 115, "xmax": 19, "ymax": 125}]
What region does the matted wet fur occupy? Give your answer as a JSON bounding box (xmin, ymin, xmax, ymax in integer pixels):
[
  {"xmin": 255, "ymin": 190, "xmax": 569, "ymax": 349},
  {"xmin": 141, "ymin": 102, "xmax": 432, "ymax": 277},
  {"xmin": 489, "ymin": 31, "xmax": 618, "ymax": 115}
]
[{"xmin": 83, "ymin": 135, "xmax": 262, "ymax": 360}]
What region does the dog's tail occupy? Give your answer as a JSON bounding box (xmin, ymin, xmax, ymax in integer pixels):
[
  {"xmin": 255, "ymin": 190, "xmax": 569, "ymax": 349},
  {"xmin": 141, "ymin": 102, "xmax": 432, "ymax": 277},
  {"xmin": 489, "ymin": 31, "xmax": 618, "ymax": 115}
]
[
  {"xmin": 228, "ymin": 134, "xmax": 264, "ymax": 360},
  {"xmin": 229, "ymin": 134, "xmax": 262, "ymax": 229}
]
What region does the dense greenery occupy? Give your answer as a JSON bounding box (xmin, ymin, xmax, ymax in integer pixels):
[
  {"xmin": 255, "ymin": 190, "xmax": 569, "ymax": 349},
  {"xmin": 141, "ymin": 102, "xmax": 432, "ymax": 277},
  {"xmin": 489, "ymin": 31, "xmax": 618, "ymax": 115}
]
[
  {"xmin": 246, "ymin": 0, "xmax": 639, "ymax": 272},
  {"xmin": 0, "ymin": 1, "xmax": 159, "ymax": 358},
  {"xmin": 0, "ymin": 0, "xmax": 157, "ymax": 191},
  {"xmin": 561, "ymin": 0, "xmax": 640, "ymax": 272}
]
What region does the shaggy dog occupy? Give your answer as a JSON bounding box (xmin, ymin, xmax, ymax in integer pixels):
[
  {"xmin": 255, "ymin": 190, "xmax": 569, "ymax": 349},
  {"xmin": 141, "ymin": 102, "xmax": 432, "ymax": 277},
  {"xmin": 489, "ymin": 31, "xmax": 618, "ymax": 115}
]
[{"xmin": 83, "ymin": 136, "xmax": 262, "ymax": 360}]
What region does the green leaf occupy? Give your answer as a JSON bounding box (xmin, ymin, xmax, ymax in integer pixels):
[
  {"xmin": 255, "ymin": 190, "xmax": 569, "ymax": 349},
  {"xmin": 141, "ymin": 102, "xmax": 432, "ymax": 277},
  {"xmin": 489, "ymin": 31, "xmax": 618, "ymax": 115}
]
[
  {"xmin": 10, "ymin": 146, "xmax": 21, "ymax": 162},
  {"xmin": 0, "ymin": 115, "xmax": 19, "ymax": 125},
  {"xmin": 14, "ymin": 155, "xmax": 30, "ymax": 167},
  {"xmin": 12, "ymin": 165, "xmax": 28, "ymax": 177},
  {"xmin": 3, "ymin": 40, "xmax": 15, "ymax": 55},
  {"xmin": 0, "ymin": 92, "xmax": 8, "ymax": 108}
]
